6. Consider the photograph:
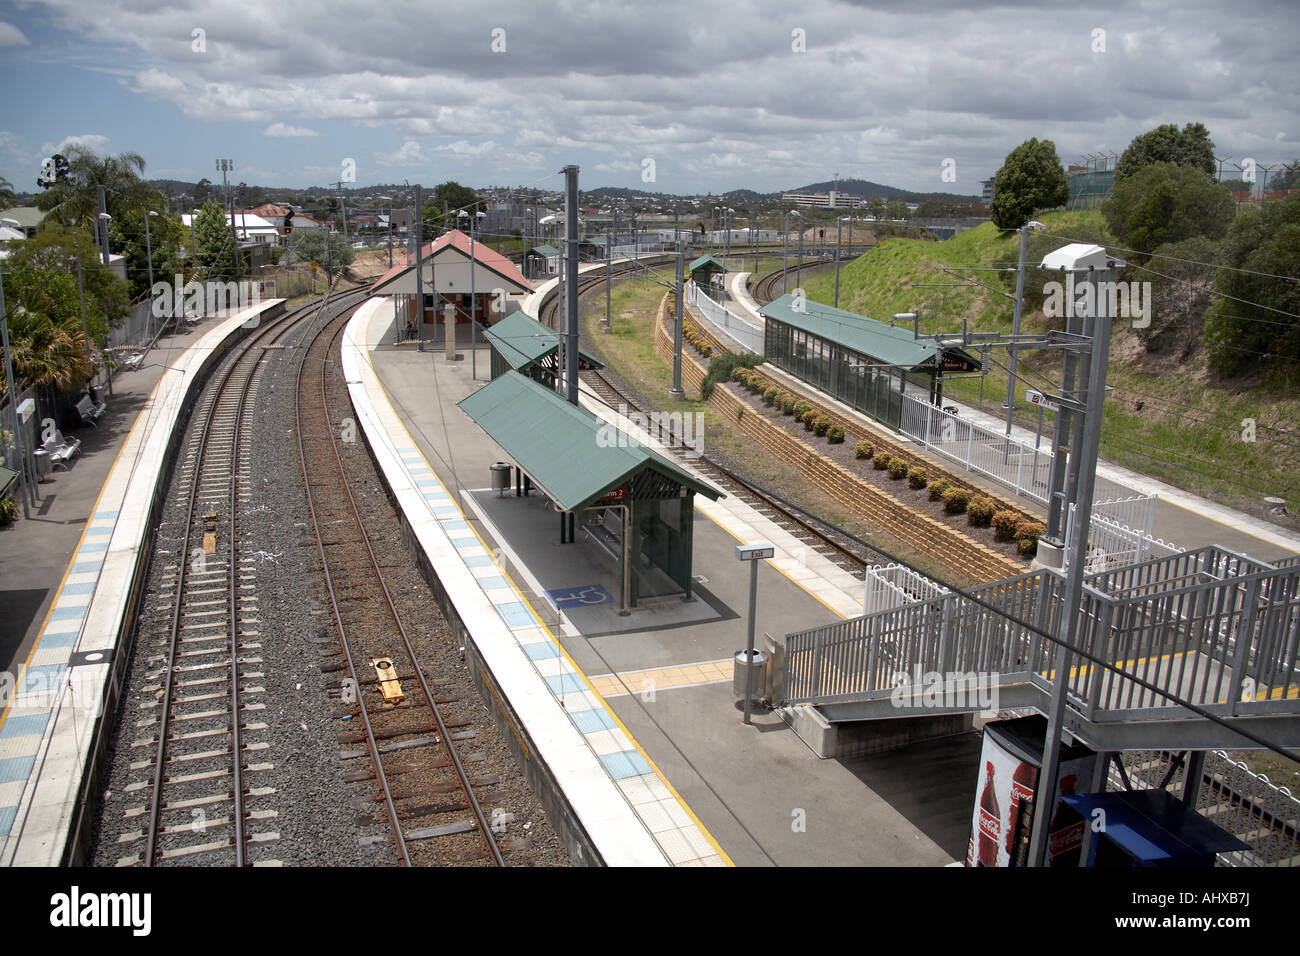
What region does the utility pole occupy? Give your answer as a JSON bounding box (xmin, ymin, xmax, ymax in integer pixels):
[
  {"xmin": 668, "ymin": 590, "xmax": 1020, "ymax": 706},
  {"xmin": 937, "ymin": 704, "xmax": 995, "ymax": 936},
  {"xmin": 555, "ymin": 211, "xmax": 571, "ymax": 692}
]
[
  {"xmin": 604, "ymin": 217, "xmax": 612, "ymax": 332},
  {"xmin": 96, "ymin": 184, "xmax": 110, "ymax": 265},
  {"xmin": 414, "ymin": 185, "xmax": 424, "ymax": 352},
  {"xmin": 834, "ymin": 215, "xmax": 844, "ymax": 308},
  {"xmin": 1004, "ymin": 222, "xmax": 1031, "ymax": 446},
  {"xmin": 563, "ymin": 165, "xmax": 580, "ymax": 405},
  {"xmin": 669, "ymin": 240, "xmax": 685, "ymax": 400},
  {"xmin": 216, "ymin": 159, "xmax": 237, "ymax": 276}
]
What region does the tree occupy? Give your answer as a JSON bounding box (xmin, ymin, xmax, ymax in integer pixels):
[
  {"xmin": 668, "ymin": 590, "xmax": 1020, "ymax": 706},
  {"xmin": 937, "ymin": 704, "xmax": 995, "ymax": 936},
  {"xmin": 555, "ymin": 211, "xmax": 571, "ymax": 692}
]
[
  {"xmin": 428, "ymin": 181, "xmax": 481, "ymax": 232},
  {"xmin": 194, "ymin": 199, "xmax": 243, "ymax": 281},
  {"xmin": 989, "ymin": 139, "xmax": 1068, "ymax": 230},
  {"xmin": 0, "ymin": 225, "xmax": 128, "ymax": 394},
  {"xmin": 1203, "ymin": 191, "xmax": 1300, "ymax": 377},
  {"xmin": 867, "ymin": 197, "xmax": 886, "ymax": 222},
  {"xmin": 108, "ymin": 208, "xmax": 188, "ymax": 300},
  {"xmin": 286, "ymin": 228, "xmax": 355, "ymax": 272},
  {"xmin": 0, "ymin": 176, "xmax": 14, "ymax": 211},
  {"xmin": 193, "ymin": 178, "xmax": 213, "ymax": 206},
  {"xmin": 1115, "ymin": 122, "xmax": 1215, "ymax": 182},
  {"xmin": 1270, "ymin": 161, "xmax": 1300, "ymax": 191},
  {"xmin": 33, "ymin": 146, "xmax": 161, "ymax": 230},
  {"xmin": 1141, "ymin": 235, "xmax": 1222, "ymax": 358},
  {"xmin": 1102, "ymin": 162, "xmax": 1235, "ymax": 254}
]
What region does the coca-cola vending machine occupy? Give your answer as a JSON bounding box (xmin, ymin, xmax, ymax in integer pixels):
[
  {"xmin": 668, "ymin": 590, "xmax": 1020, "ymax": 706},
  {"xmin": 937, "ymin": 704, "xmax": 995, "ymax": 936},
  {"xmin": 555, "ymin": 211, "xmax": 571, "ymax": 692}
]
[{"xmin": 965, "ymin": 715, "xmax": 1097, "ymax": 867}]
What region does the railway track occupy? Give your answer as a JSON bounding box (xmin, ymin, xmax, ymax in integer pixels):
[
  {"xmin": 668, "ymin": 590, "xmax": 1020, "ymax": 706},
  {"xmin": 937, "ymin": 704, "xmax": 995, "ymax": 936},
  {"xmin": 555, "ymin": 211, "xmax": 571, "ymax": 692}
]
[
  {"xmin": 122, "ymin": 286, "xmax": 369, "ymax": 867},
  {"xmin": 749, "ymin": 260, "xmax": 833, "ymax": 304},
  {"xmin": 295, "ymin": 308, "xmax": 509, "ymax": 866}
]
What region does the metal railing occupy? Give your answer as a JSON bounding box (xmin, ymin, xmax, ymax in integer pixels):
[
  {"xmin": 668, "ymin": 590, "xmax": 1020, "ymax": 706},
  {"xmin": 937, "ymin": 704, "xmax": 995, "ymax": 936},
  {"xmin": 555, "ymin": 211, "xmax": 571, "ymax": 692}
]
[
  {"xmin": 685, "ymin": 281, "xmax": 764, "ymax": 354},
  {"xmin": 863, "ymin": 563, "xmax": 950, "ymax": 614},
  {"xmin": 786, "ymin": 547, "xmax": 1300, "ymax": 729},
  {"xmin": 1066, "ymin": 502, "xmax": 1181, "ymax": 574}
]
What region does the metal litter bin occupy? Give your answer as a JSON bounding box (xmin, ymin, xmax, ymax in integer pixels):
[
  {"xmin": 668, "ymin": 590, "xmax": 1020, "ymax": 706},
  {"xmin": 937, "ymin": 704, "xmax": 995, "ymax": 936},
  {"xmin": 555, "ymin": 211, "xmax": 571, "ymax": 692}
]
[
  {"xmin": 90, "ymin": 384, "xmax": 105, "ymax": 406},
  {"xmin": 33, "ymin": 448, "xmax": 51, "ymax": 481},
  {"xmin": 490, "ymin": 461, "xmax": 512, "ymax": 497},
  {"xmin": 733, "ymin": 648, "xmax": 768, "ymax": 704}
]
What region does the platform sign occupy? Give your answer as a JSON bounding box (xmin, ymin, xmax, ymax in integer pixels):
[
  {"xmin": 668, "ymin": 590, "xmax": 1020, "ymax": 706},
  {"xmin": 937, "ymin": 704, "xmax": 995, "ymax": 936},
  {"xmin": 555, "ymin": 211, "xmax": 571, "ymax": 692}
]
[
  {"xmin": 1025, "ymin": 389, "xmax": 1060, "ymax": 412},
  {"xmin": 545, "ymin": 584, "xmax": 614, "ymax": 610}
]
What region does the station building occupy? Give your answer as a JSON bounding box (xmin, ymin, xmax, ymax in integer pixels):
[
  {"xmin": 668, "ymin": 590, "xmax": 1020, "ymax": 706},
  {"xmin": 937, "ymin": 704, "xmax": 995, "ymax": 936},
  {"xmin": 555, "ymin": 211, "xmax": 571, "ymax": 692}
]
[
  {"xmin": 370, "ymin": 229, "xmax": 532, "ymax": 342},
  {"xmin": 759, "ymin": 294, "xmax": 980, "ymax": 429}
]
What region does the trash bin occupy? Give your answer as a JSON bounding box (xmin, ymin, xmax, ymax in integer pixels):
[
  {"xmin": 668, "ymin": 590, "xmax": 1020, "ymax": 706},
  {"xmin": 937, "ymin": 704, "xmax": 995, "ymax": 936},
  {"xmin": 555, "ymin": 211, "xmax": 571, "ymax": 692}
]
[
  {"xmin": 733, "ymin": 648, "xmax": 769, "ymax": 704},
  {"xmin": 33, "ymin": 448, "xmax": 51, "ymax": 481},
  {"xmin": 490, "ymin": 461, "xmax": 512, "ymax": 497},
  {"xmin": 89, "ymin": 385, "xmax": 105, "ymax": 406}
]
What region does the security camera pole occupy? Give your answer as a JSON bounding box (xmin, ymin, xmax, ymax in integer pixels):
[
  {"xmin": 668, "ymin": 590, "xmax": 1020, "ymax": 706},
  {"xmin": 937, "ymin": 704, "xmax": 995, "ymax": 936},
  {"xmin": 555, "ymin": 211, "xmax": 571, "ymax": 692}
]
[{"xmin": 563, "ymin": 165, "xmax": 579, "ymax": 405}]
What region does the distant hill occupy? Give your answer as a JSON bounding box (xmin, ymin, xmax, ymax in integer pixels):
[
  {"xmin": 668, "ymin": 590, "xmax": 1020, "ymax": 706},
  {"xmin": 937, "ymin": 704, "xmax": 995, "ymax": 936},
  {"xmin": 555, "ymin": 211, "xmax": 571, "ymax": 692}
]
[{"xmin": 794, "ymin": 177, "xmax": 980, "ymax": 204}]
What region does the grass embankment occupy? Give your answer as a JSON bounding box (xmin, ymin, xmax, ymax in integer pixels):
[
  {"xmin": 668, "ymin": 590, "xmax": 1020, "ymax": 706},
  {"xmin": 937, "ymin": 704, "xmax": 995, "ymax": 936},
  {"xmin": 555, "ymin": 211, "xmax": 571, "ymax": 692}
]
[
  {"xmin": 798, "ymin": 212, "xmax": 1300, "ymax": 518},
  {"xmin": 579, "ymin": 269, "xmax": 955, "ymax": 581}
]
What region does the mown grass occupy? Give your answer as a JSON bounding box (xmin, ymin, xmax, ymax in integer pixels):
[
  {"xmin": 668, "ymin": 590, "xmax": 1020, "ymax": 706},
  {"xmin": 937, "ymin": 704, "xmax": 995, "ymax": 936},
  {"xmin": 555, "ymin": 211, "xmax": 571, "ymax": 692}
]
[{"xmin": 797, "ymin": 211, "xmax": 1300, "ymax": 517}]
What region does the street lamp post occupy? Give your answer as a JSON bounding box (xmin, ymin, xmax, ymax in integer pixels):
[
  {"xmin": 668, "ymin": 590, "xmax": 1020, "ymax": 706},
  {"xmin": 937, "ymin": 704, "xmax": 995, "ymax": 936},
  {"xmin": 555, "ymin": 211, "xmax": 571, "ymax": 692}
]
[
  {"xmin": 782, "ymin": 210, "xmax": 801, "ymax": 294},
  {"xmin": 144, "ymin": 210, "xmax": 159, "ymax": 339}
]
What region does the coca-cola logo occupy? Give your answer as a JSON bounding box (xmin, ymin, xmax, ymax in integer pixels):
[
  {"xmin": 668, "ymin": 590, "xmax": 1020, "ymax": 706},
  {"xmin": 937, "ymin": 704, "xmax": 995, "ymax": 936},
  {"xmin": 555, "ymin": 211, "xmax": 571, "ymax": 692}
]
[
  {"xmin": 979, "ymin": 808, "xmax": 1000, "ymax": 839},
  {"xmin": 1049, "ymin": 822, "xmax": 1084, "ymax": 855}
]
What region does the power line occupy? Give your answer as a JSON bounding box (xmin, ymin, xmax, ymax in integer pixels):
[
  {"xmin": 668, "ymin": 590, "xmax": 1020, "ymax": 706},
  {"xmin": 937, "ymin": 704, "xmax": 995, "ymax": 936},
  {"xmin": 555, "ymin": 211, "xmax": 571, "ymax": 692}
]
[{"xmin": 1037, "ymin": 230, "xmax": 1300, "ymax": 285}]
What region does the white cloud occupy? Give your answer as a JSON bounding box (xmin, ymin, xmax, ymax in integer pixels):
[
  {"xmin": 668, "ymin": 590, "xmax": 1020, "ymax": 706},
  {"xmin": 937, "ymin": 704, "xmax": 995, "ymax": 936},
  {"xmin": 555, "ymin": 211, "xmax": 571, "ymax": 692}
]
[
  {"xmin": 0, "ymin": 22, "xmax": 28, "ymax": 46},
  {"xmin": 375, "ymin": 140, "xmax": 425, "ymax": 166},
  {"xmin": 263, "ymin": 122, "xmax": 320, "ymax": 137},
  {"xmin": 41, "ymin": 133, "xmax": 111, "ymax": 155}
]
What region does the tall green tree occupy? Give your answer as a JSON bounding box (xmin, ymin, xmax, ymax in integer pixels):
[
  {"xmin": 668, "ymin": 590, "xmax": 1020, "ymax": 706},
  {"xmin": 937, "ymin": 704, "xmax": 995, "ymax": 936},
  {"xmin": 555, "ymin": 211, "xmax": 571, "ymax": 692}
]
[
  {"xmin": 33, "ymin": 145, "xmax": 163, "ymax": 230},
  {"xmin": 108, "ymin": 208, "xmax": 188, "ymax": 300},
  {"xmin": 193, "ymin": 199, "xmax": 244, "ymax": 280},
  {"xmin": 1101, "ymin": 161, "xmax": 1235, "ymax": 254},
  {"xmin": 989, "ymin": 139, "xmax": 1068, "ymax": 230},
  {"xmin": 1203, "ymin": 192, "xmax": 1300, "ymax": 378},
  {"xmin": 1115, "ymin": 122, "xmax": 1215, "ymax": 181},
  {"xmin": 286, "ymin": 228, "xmax": 355, "ymax": 272}
]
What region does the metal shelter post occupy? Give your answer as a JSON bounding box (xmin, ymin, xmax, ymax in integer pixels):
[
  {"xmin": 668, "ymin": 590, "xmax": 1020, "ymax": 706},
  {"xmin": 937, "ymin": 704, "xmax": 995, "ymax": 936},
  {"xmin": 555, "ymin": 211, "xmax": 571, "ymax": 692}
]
[{"xmin": 563, "ymin": 165, "xmax": 579, "ymax": 405}]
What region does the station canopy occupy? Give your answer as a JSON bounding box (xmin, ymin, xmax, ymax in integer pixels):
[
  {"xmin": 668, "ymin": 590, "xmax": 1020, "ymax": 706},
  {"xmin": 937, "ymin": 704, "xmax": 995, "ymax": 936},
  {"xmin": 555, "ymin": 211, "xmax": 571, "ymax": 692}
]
[
  {"xmin": 688, "ymin": 254, "xmax": 726, "ymax": 274},
  {"xmin": 483, "ymin": 311, "xmax": 604, "ymax": 375},
  {"xmin": 458, "ymin": 372, "xmax": 721, "ymax": 513},
  {"xmin": 760, "ymin": 293, "xmax": 980, "ymax": 373}
]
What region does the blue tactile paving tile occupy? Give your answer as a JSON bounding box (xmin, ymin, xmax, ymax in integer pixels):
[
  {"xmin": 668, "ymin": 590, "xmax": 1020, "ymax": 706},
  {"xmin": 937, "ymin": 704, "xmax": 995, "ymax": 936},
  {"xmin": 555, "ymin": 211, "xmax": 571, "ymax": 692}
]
[
  {"xmin": 59, "ymin": 582, "xmax": 96, "ymax": 596},
  {"xmin": 0, "ymin": 755, "xmax": 37, "ymax": 785},
  {"xmin": 545, "ymin": 673, "xmax": 587, "ymax": 695},
  {"xmin": 599, "ymin": 750, "xmax": 653, "ymax": 780},
  {"xmin": 71, "ymin": 562, "xmax": 103, "ymax": 574},
  {"xmin": 522, "ymin": 642, "xmax": 561, "ymax": 661},
  {"xmin": 48, "ymin": 605, "xmax": 88, "ymax": 622},
  {"xmin": 0, "ymin": 713, "xmax": 50, "ymax": 739},
  {"xmin": 495, "ymin": 602, "xmax": 535, "ymax": 629},
  {"xmin": 475, "ymin": 575, "xmax": 510, "ymax": 590},
  {"xmin": 77, "ymin": 543, "xmax": 109, "ymax": 554},
  {"xmin": 0, "ymin": 805, "xmax": 17, "ymax": 836},
  {"xmin": 451, "ymin": 537, "xmax": 480, "ymax": 551},
  {"xmin": 34, "ymin": 630, "xmax": 79, "ymax": 649},
  {"xmin": 569, "ymin": 708, "xmax": 618, "ymax": 734},
  {"xmin": 439, "ymin": 520, "xmax": 470, "ymax": 532},
  {"xmin": 460, "ymin": 554, "xmax": 494, "ymax": 568}
]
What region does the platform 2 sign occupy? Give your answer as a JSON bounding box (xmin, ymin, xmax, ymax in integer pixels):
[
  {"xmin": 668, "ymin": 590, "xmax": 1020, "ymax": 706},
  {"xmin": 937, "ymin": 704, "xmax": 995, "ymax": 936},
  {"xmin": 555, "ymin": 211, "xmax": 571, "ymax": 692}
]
[{"xmin": 545, "ymin": 584, "xmax": 614, "ymax": 610}]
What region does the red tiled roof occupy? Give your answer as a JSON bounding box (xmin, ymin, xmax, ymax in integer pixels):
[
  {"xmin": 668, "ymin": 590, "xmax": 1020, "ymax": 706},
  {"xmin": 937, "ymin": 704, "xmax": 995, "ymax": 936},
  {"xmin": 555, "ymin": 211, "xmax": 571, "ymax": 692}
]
[{"xmin": 370, "ymin": 229, "xmax": 529, "ymax": 293}]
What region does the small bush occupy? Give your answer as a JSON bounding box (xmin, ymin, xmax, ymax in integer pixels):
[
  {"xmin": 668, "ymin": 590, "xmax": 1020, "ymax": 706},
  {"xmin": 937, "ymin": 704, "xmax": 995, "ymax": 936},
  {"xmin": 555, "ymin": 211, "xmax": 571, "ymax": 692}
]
[
  {"xmin": 763, "ymin": 386, "xmax": 779, "ymax": 406},
  {"xmin": 813, "ymin": 415, "xmax": 832, "ymax": 437},
  {"xmin": 873, "ymin": 452, "xmax": 892, "ymax": 470},
  {"xmin": 794, "ymin": 401, "xmax": 812, "ymax": 420},
  {"xmin": 801, "ymin": 408, "xmax": 819, "ymax": 430},
  {"xmin": 702, "ymin": 352, "xmax": 761, "ymax": 399},
  {"xmin": 907, "ymin": 466, "xmax": 928, "ymax": 489},
  {"xmin": 780, "ymin": 393, "xmax": 797, "ymax": 415},
  {"xmin": 967, "ymin": 496, "xmax": 997, "ymax": 528},
  {"xmin": 827, "ymin": 425, "xmax": 845, "ymax": 444},
  {"xmin": 736, "ymin": 406, "xmax": 744, "ymax": 422},
  {"xmin": 1017, "ymin": 536, "xmax": 1039, "ymax": 557},
  {"xmin": 993, "ymin": 510, "xmax": 1021, "ymax": 542},
  {"xmin": 928, "ymin": 479, "xmax": 950, "ymax": 501},
  {"xmin": 698, "ymin": 343, "xmax": 712, "ymax": 358},
  {"xmin": 943, "ymin": 489, "xmax": 971, "ymax": 514},
  {"xmin": 1015, "ymin": 520, "xmax": 1046, "ymax": 556},
  {"xmin": 888, "ymin": 459, "xmax": 910, "ymax": 480},
  {"xmin": 855, "ymin": 440, "xmax": 874, "ymax": 460},
  {"xmin": 749, "ymin": 377, "xmax": 764, "ymax": 394}
]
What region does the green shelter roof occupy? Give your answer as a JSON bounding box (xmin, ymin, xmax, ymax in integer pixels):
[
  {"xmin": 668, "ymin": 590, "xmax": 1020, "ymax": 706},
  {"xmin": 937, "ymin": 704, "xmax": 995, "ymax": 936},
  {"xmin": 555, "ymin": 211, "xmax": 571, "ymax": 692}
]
[
  {"xmin": 759, "ymin": 294, "xmax": 980, "ymax": 372},
  {"xmin": 483, "ymin": 311, "xmax": 604, "ymax": 373},
  {"xmin": 1, "ymin": 207, "xmax": 45, "ymax": 231},
  {"xmin": 688, "ymin": 254, "xmax": 725, "ymax": 274},
  {"xmin": 527, "ymin": 244, "xmax": 560, "ymax": 257},
  {"xmin": 458, "ymin": 372, "xmax": 722, "ymax": 513}
]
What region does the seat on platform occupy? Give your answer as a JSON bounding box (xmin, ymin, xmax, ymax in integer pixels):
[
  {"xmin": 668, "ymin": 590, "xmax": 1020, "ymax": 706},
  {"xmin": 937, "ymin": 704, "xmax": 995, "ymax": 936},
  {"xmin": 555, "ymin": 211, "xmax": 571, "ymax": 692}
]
[
  {"xmin": 44, "ymin": 430, "xmax": 81, "ymax": 468},
  {"xmin": 76, "ymin": 394, "xmax": 106, "ymax": 426}
]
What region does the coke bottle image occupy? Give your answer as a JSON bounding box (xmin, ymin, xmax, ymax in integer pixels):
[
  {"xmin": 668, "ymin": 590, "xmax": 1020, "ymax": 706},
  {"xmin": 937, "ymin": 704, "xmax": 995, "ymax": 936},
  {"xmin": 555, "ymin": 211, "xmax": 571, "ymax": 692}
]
[
  {"xmin": 1006, "ymin": 760, "xmax": 1037, "ymax": 864},
  {"xmin": 1048, "ymin": 774, "xmax": 1086, "ymax": 867},
  {"xmin": 977, "ymin": 761, "xmax": 1001, "ymax": 866}
]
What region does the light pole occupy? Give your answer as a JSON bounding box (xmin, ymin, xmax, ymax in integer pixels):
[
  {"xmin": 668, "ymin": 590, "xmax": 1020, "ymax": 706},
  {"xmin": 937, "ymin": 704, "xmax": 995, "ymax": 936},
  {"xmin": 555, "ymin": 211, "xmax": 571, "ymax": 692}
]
[
  {"xmin": 0, "ymin": 254, "xmax": 32, "ymax": 519},
  {"xmin": 833, "ymin": 214, "xmax": 851, "ymax": 308},
  {"xmin": 1004, "ymin": 220, "xmax": 1045, "ymax": 446},
  {"xmin": 782, "ymin": 210, "xmax": 801, "ymax": 294},
  {"xmin": 144, "ymin": 209, "xmax": 159, "ymax": 340},
  {"xmin": 735, "ymin": 543, "xmax": 774, "ymax": 724},
  {"xmin": 377, "ymin": 195, "xmax": 394, "ymax": 268}
]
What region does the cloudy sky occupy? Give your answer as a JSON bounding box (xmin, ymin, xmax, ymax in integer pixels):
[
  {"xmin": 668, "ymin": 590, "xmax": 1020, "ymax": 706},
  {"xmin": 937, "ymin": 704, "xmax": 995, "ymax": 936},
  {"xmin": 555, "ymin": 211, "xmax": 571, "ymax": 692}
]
[{"xmin": 1, "ymin": 0, "xmax": 1296, "ymax": 198}]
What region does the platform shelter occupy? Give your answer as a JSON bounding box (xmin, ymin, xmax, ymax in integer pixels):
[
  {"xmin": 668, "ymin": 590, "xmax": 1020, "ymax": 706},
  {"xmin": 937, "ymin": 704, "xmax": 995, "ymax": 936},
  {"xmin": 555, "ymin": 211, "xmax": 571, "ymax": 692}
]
[
  {"xmin": 759, "ymin": 293, "xmax": 980, "ymax": 429},
  {"xmin": 458, "ymin": 372, "xmax": 722, "ymax": 609},
  {"xmin": 483, "ymin": 311, "xmax": 604, "ymax": 387},
  {"xmin": 370, "ymin": 229, "xmax": 531, "ymax": 342},
  {"xmin": 523, "ymin": 244, "xmax": 560, "ymax": 278}
]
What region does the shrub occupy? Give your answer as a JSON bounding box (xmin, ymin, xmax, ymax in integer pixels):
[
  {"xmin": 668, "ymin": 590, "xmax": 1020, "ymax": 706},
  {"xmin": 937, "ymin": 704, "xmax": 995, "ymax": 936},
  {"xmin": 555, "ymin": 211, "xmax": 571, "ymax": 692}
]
[
  {"xmin": 813, "ymin": 415, "xmax": 832, "ymax": 437},
  {"xmin": 801, "ymin": 409, "xmax": 819, "ymax": 430},
  {"xmin": 855, "ymin": 440, "xmax": 874, "ymax": 460},
  {"xmin": 907, "ymin": 466, "xmax": 928, "ymax": 489},
  {"xmin": 698, "ymin": 343, "xmax": 712, "ymax": 358},
  {"xmin": 0, "ymin": 496, "xmax": 16, "ymax": 526},
  {"xmin": 763, "ymin": 386, "xmax": 779, "ymax": 406},
  {"xmin": 749, "ymin": 377, "xmax": 764, "ymax": 394},
  {"xmin": 827, "ymin": 425, "xmax": 845, "ymax": 444},
  {"xmin": 702, "ymin": 352, "xmax": 762, "ymax": 399},
  {"xmin": 779, "ymin": 393, "xmax": 797, "ymax": 415},
  {"xmin": 993, "ymin": 510, "xmax": 1021, "ymax": 542},
  {"xmin": 888, "ymin": 459, "xmax": 910, "ymax": 480},
  {"xmin": 1017, "ymin": 536, "xmax": 1040, "ymax": 557},
  {"xmin": 928, "ymin": 479, "xmax": 950, "ymax": 501},
  {"xmin": 1015, "ymin": 520, "xmax": 1046, "ymax": 555},
  {"xmin": 967, "ymin": 496, "xmax": 997, "ymax": 528},
  {"xmin": 943, "ymin": 488, "xmax": 971, "ymax": 514},
  {"xmin": 873, "ymin": 452, "xmax": 892, "ymax": 470},
  {"xmin": 794, "ymin": 401, "xmax": 812, "ymax": 420}
]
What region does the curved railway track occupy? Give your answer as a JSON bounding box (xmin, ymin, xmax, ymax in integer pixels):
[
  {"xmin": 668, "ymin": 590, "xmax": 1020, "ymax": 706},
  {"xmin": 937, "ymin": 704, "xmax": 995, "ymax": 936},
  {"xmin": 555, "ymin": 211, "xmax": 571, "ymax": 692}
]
[
  {"xmin": 295, "ymin": 309, "xmax": 507, "ymax": 867},
  {"xmin": 131, "ymin": 285, "xmax": 369, "ymax": 866},
  {"xmin": 749, "ymin": 259, "xmax": 835, "ymax": 304}
]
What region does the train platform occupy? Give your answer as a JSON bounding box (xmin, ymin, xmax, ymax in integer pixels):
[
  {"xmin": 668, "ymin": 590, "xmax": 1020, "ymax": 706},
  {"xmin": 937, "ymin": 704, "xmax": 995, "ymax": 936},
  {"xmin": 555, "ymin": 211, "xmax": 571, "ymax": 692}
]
[
  {"xmin": 725, "ymin": 271, "xmax": 1300, "ymax": 563},
  {"xmin": 346, "ymin": 297, "xmax": 965, "ymax": 866},
  {"xmin": 0, "ymin": 301, "xmax": 284, "ymax": 866}
]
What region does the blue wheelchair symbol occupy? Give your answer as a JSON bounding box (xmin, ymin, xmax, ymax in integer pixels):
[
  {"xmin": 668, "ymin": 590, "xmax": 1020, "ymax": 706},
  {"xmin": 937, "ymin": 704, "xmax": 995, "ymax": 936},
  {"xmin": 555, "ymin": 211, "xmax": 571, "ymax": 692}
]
[{"xmin": 546, "ymin": 584, "xmax": 614, "ymax": 610}]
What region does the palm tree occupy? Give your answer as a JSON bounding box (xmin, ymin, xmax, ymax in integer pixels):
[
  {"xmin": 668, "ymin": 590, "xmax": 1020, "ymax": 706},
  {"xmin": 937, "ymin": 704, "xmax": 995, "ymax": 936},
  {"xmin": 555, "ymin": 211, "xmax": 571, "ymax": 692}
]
[
  {"xmin": 34, "ymin": 146, "xmax": 162, "ymax": 228},
  {"xmin": 0, "ymin": 306, "xmax": 94, "ymax": 396},
  {"xmin": 0, "ymin": 176, "xmax": 14, "ymax": 211}
]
